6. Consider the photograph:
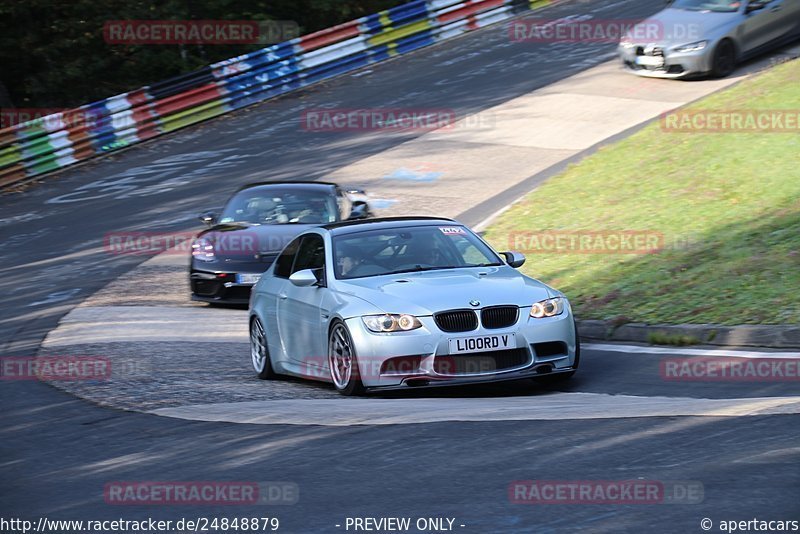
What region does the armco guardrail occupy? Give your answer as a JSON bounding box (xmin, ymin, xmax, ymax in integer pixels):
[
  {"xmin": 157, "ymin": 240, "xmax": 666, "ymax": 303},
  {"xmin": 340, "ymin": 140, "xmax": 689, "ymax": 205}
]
[{"xmin": 0, "ymin": 0, "xmax": 550, "ymax": 188}]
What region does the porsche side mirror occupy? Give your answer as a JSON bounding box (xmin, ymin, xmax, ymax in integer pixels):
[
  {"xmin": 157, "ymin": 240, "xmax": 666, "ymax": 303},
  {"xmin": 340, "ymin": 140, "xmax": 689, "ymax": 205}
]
[
  {"xmin": 501, "ymin": 251, "xmax": 526, "ymax": 268},
  {"xmin": 348, "ymin": 202, "xmax": 369, "ymax": 220},
  {"xmin": 199, "ymin": 212, "xmax": 217, "ymax": 226}
]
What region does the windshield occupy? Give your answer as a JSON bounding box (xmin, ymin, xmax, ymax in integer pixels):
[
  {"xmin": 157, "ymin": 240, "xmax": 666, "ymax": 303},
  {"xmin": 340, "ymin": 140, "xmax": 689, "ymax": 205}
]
[
  {"xmin": 670, "ymin": 0, "xmax": 742, "ymax": 12},
  {"xmin": 219, "ymin": 187, "xmax": 339, "ymax": 225},
  {"xmin": 332, "ymin": 225, "xmax": 502, "ymax": 280}
]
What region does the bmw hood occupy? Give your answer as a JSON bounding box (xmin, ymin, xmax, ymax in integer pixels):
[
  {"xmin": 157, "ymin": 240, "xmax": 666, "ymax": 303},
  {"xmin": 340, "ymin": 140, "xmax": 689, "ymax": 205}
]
[
  {"xmin": 338, "ymin": 267, "xmax": 556, "ymax": 316},
  {"xmin": 624, "ymin": 8, "xmax": 741, "ymax": 47}
]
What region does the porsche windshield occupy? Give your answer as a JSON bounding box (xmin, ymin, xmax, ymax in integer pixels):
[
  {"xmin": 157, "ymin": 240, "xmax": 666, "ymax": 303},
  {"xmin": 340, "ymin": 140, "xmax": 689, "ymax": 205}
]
[
  {"xmin": 219, "ymin": 187, "xmax": 339, "ymax": 225},
  {"xmin": 670, "ymin": 0, "xmax": 742, "ymax": 12},
  {"xmin": 332, "ymin": 225, "xmax": 503, "ymax": 279}
]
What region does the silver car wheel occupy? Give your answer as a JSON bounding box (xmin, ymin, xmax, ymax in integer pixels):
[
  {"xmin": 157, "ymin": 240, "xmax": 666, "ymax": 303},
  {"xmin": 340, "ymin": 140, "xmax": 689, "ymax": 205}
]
[
  {"xmin": 251, "ymin": 318, "xmax": 267, "ymax": 373},
  {"xmin": 329, "ymin": 323, "xmax": 353, "ymax": 389}
]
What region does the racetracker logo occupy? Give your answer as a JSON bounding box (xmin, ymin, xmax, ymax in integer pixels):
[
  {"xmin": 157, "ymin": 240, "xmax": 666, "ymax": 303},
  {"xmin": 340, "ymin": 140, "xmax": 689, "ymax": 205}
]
[
  {"xmin": 300, "ymin": 108, "xmax": 494, "ymax": 132},
  {"xmin": 0, "ymin": 356, "xmax": 111, "ymax": 381},
  {"xmin": 104, "ymin": 481, "xmax": 298, "ymax": 505},
  {"xmin": 104, "ymin": 231, "xmax": 274, "ymax": 256},
  {"xmin": 103, "ymin": 20, "xmax": 299, "ymax": 45},
  {"xmin": 509, "ymin": 231, "xmax": 664, "ymax": 254},
  {"xmin": 661, "ymin": 357, "xmax": 800, "ymax": 382},
  {"xmin": 509, "ymin": 480, "xmax": 704, "ymax": 504},
  {"xmin": 0, "ymin": 108, "xmax": 100, "ymax": 130},
  {"xmin": 509, "ymin": 18, "xmax": 700, "ymax": 44},
  {"xmin": 661, "ymin": 110, "xmax": 800, "ymax": 133}
]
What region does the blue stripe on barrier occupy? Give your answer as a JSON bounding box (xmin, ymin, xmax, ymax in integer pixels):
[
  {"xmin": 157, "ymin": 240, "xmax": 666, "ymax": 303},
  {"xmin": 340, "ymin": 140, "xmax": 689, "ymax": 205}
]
[
  {"xmin": 301, "ymin": 52, "xmax": 371, "ymax": 84},
  {"xmin": 388, "ymin": 0, "xmax": 429, "ymax": 25},
  {"xmin": 395, "ymin": 31, "xmax": 436, "ymax": 54},
  {"xmin": 362, "ymin": 14, "xmax": 385, "ymax": 35}
]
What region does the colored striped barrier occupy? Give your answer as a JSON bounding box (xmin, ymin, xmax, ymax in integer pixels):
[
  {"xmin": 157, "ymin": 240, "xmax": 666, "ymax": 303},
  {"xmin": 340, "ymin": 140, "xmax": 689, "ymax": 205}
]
[{"xmin": 0, "ymin": 0, "xmax": 541, "ymax": 188}]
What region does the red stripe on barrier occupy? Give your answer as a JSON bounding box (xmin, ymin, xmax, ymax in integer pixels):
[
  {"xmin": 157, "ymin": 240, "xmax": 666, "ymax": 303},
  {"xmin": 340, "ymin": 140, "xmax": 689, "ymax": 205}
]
[
  {"xmin": 437, "ymin": 0, "xmax": 505, "ymax": 25},
  {"xmin": 154, "ymin": 83, "xmax": 224, "ymax": 116},
  {"xmin": 298, "ymin": 20, "xmax": 361, "ymax": 52}
]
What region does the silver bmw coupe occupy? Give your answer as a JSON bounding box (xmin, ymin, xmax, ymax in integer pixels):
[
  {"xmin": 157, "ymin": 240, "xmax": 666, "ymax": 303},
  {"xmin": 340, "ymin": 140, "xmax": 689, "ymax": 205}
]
[
  {"xmin": 248, "ymin": 217, "xmax": 579, "ymax": 395},
  {"xmin": 618, "ymin": 0, "xmax": 800, "ymax": 78}
]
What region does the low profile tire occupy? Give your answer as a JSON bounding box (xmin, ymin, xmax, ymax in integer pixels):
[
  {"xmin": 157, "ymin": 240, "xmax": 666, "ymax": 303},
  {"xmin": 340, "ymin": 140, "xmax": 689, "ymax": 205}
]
[
  {"xmin": 711, "ymin": 39, "xmax": 736, "ymax": 78},
  {"xmin": 534, "ymin": 320, "xmax": 580, "ymax": 384},
  {"xmin": 250, "ymin": 317, "xmax": 276, "ymax": 380},
  {"xmin": 328, "ymin": 321, "xmax": 365, "ymax": 396}
]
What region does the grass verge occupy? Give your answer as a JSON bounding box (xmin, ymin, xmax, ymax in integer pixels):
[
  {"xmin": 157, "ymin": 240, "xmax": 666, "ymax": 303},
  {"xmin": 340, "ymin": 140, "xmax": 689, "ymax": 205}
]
[{"xmin": 484, "ymin": 59, "xmax": 800, "ymax": 326}]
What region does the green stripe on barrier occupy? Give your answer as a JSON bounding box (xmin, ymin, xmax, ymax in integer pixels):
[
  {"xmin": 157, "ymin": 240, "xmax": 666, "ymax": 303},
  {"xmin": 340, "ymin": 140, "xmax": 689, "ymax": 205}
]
[
  {"xmin": 160, "ymin": 100, "xmax": 230, "ymax": 133},
  {"xmin": 26, "ymin": 153, "xmax": 61, "ymax": 175},
  {"xmin": 21, "ymin": 136, "xmax": 58, "ymax": 159},
  {"xmin": 368, "ymin": 19, "xmax": 432, "ymax": 47}
]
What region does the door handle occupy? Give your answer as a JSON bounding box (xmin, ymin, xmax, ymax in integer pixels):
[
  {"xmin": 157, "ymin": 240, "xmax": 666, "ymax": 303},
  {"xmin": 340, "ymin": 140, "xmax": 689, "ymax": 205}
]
[
  {"xmin": 770, "ymin": 5, "xmax": 781, "ymax": 10},
  {"xmin": 278, "ymin": 293, "xmax": 288, "ymax": 300}
]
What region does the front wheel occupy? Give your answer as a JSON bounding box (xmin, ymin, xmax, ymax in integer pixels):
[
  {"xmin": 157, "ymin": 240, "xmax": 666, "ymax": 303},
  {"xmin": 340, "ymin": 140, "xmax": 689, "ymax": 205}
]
[
  {"xmin": 328, "ymin": 321, "xmax": 365, "ymax": 396},
  {"xmin": 250, "ymin": 317, "xmax": 276, "ymax": 380},
  {"xmin": 711, "ymin": 39, "xmax": 736, "ymax": 78}
]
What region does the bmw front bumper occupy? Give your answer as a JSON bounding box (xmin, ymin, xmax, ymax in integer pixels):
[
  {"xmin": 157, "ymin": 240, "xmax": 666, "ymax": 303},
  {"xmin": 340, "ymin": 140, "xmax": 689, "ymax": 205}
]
[
  {"xmin": 344, "ymin": 308, "xmax": 578, "ymax": 389},
  {"xmin": 618, "ymin": 43, "xmax": 713, "ymax": 79}
]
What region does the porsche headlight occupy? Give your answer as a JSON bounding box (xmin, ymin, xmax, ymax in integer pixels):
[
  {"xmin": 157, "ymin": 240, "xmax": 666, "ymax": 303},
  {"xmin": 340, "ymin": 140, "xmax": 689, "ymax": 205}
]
[
  {"xmin": 674, "ymin": 40, "xmax": 707, "ymax": 53},
  {"xmin": 362, "ymin": 314, "xmax": 422, "ymax": 333},
  {"xmin": 191, "ymin": 237, "xmax": 215, "ymax": 262},
  {"xmin": 530, "ymin": 297, "xmax": 565, "ymax": 319},
  {"xmin": 619, "ymin": 39, "xmax": 635, "ymax": 49}
]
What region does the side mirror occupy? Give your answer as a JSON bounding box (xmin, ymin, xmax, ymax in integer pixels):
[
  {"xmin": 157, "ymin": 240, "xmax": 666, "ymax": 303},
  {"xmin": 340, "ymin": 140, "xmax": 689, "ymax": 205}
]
[
  {"xmin": 289, "ymin": 269, "xmax": 320, "ymax": 287},
  {"xmin": 199, "ymin": 212, "xmax": 218, "ymax": 226},
  {"xmin": 501, "ymin": 251, "xmax": 526, "ymax": 268},
  {"xmin": 747, "ymin": 1, "xmax": 766, "ymax": 12},
  {"xmin": 348, "ymin": 202, "xmax": 369, "ymax": 220}
]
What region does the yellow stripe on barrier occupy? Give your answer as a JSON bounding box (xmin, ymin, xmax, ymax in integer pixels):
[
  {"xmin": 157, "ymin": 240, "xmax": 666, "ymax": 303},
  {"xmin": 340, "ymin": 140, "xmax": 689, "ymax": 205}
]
[
  {"xmin": 160, "ymin": 101, "xmax": 230, "ymax": 133},
  {"xmin": 368, "ymin": 19, "xmax": 432, "ymax": 47},
  {"xmin": 0, "ymin": 144, "xmax": 22, "ymax": 167},
  {"xmin": 530, "ymin": 0, "xmax": 551, "ymax": 9}
]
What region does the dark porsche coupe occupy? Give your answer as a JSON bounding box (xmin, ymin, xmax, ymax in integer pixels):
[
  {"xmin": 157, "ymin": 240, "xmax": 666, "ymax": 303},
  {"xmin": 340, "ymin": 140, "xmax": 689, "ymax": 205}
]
[{"xmin": 190, "ymin": 181, "xmax": 372, "ymax": 304}]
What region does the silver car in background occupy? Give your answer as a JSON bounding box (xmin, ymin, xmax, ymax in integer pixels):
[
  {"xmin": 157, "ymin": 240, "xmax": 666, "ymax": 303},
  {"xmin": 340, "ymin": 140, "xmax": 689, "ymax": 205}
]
[
  {"xmin": 618, "ymin": 0, "xmax": 800, "ymax": 78},
  {"xmin": 248, "ymin": 217, "xmax": 579, "ymax": 395}
]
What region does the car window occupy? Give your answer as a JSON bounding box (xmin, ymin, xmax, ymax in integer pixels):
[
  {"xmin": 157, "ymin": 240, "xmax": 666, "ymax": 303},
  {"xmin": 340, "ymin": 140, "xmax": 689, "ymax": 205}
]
[
  {"xmin": 219, "ymin": 187, "xmax": 339, "ymax": 225},
  {"xmin": 292, "ymin": 234, "xmax": 325, "ymax": 274},
  {"xmin": 274, "ymin": 237, "xmax": 302, "ymax": 278},
  {"xmin": 332, "ymin": 225, "xmax": 502, "ymax": 280}
]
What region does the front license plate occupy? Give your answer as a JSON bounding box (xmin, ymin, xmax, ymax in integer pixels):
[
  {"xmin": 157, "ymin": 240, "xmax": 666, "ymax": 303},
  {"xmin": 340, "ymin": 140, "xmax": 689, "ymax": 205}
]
[
  {"xmin": 635, "ymin": 55, "xmax": 665, "ymax": 67},
  {"xmin": 448, "ymin": 333, "xmax": 515, "ymax": 354},
  {"xmin": 236, "ymin": 273, "xmax": 261, "ymax": 285}
]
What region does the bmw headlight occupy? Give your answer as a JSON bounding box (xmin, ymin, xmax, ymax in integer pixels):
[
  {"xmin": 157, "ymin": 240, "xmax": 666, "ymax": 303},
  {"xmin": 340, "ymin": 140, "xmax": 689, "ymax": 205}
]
[
  {"xmin": 530, "ymin": 297, "xmax": 565, "ymax": 319},
  {"xmin": 362, "ymin": 314, "xmax": 422, "ymax": 333},
  {"xmin": 674, "ymin": 40, "xmax": 707, "ymax": 53},
  {"xmin": 191, "ymin": 237, "xmax": 215, "ymax": 262}
]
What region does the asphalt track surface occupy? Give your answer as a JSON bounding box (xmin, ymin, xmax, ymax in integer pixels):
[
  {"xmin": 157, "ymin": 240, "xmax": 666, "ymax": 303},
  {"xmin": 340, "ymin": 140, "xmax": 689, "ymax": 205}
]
[{"xmin": 1, "ymin": 0, "xmax": 799, "ymax": 532}]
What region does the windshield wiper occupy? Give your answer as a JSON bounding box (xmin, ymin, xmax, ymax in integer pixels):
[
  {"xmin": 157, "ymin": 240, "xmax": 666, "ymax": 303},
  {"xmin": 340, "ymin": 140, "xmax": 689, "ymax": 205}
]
[{"xmin": 390, "ymin": 265, "xmax": 462, "ymax": 274}]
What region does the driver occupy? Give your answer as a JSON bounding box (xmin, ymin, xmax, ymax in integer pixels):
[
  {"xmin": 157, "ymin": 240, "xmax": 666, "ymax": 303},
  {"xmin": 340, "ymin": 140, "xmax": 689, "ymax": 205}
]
[{"xmin": 336, "ymin": 244, "xmax": 361, "ymax": 277}]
